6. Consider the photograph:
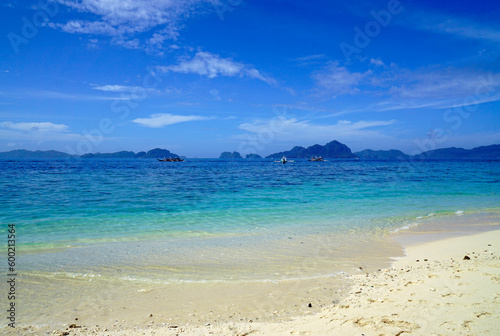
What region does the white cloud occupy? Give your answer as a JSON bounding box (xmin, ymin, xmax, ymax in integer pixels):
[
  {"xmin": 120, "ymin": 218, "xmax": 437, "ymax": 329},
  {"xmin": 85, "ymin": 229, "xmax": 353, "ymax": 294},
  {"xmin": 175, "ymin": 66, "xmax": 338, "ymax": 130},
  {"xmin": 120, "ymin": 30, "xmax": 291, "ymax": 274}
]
[
  {"xmin": 245, "ymin": 68, "xmax": 276, "ymax": 85},
  {"xmin": 209, "ymin": 89, "xmax": 220, "ymax": 100},
  {"xmin": 292, "ymin": 54, "xmax": 327, "ymax": 66},
  {"xmin": 51, "ymin": 0, "xmax": 211, "ymax": 50},
  {"xmin": 389, "ymin": 70, "xmax": 500, "ymax": 99},
  {"xmin": 0, "ymin": 89, "xmax": 130, "ymax": 101},
  {"xmin": 157, "ymin": 52, "xmax": 275, "ymax": 84},
  {"xmin": 407, "ymin": 11, "xmax": 500, "ymax": 43},
  {"xmin": 312, "ymin": 61, "xmax": 371, "ymax": 97},
  {"xmin": 0, "ymin": 121, "xmax": 83, "ymax": 142},
  {"xmin": 379, "ymin": 69, "xmax": 500, "ymax": 110},
  {"xmin": 132, "ymin": 113, "xmax": 211, "ymax": 128},
  {"xmin": 87, "ymin": 38, "xmax": 99, "ymax": 49},
  {"xmin": 92, "ymin": 84, "xmax": 159, "ymax": 94},
  {"xmin": 370, "ymin": 58, "xmax": 385, "ymax": 67},
  {"xmin": 440, "ymin": 22, "xmax": 500, "ymax": 43},
  {"xmin": 0, "ymin": 121, "xmax": 69, "ymax": 133},
  {"xmin": 293, "ymin": 54, "xmax": 327, "ymax": 62},
  {"xmin": 238, "ymin": 117, "xmax": 397, "ymax": 145},
  {"xmin": 159, "ymin": 52, "xmax": 243, "ymax": 78},
  {"xmin": 112, "ymin": 37, "xmax": 141, "ymax": 49},
  {"xmin": 311, "ymin": 61, "xmax": 500, "ymax": 112}
]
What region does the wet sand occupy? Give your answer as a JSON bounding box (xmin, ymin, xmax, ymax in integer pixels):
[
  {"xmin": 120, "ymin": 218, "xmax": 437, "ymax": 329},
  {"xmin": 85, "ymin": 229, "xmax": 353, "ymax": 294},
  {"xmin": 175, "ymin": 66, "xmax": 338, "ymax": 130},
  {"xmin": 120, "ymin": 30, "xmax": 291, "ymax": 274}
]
[{"xmin": 6, "ymin": 224, "xmax": 500, "ymax": 335}]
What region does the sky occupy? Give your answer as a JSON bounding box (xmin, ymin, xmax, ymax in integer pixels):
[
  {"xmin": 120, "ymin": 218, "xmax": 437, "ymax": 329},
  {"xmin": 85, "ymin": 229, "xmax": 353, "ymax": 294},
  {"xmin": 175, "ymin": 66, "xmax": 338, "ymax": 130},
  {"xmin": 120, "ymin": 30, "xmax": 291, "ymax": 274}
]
[{"xmin": 0, "ymin": 0, "xmax": 499, "ymax": 157}]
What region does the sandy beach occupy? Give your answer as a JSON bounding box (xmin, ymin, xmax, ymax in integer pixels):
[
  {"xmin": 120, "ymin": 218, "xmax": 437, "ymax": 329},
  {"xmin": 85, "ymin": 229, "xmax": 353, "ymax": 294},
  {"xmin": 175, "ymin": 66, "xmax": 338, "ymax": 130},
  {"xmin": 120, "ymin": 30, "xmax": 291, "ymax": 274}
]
[{"xmin": 8, "ymin": 228, "xmax": 499, "ymax": 336}]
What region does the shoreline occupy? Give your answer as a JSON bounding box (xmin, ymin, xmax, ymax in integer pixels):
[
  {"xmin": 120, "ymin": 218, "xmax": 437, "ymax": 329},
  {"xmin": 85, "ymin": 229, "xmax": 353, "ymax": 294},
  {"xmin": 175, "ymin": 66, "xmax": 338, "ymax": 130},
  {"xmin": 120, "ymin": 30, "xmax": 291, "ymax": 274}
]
[{"xmin": 5, "ymin": 219, "xmax": 500, "ymax": 335}]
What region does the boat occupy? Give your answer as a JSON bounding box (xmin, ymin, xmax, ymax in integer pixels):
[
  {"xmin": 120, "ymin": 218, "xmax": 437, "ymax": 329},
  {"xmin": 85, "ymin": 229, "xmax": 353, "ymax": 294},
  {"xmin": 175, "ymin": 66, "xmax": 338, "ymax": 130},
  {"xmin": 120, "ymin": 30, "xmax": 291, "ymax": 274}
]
[
  {"xmin": 308, "ymin": 156, "xmax": 325, "ymax": 161},
  {"xmin": 157, "ymin": 157, "xmax": 184, "ymax": 162},
  {"xmin": 274, "ymin": 156, "xmax": 294, "ymax": 164}
]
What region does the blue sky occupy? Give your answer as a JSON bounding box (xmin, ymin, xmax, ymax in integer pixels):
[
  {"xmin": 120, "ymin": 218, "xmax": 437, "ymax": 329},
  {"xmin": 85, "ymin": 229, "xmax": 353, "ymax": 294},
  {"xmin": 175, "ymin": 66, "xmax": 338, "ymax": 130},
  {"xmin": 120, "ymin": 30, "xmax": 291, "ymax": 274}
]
[{"xmin": 1, "ymin": 0, "xmax": 499, "ymax": 157}]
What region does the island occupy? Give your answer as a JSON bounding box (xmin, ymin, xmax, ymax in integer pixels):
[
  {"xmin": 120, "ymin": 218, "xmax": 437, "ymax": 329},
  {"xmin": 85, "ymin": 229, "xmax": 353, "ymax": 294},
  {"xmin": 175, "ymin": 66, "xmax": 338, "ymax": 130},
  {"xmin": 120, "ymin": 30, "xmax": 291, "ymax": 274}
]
[
  {"xmin": 219, "ymin": 151, "xmax": 243, "ymax": 159},
  {"xmin": 1, "ymin": 144, "xmax": 499, "ymax": 160},
  {"xmin": 266, "ymin": 140, "xmax": 355, "ymax": 159},
  {"xmin": 354, "ymin": 149, "xmax": 410, "ymax": 160},
  {"xmin": 246, "ymin": 153, "xmax": 263, "ymax": 159}
]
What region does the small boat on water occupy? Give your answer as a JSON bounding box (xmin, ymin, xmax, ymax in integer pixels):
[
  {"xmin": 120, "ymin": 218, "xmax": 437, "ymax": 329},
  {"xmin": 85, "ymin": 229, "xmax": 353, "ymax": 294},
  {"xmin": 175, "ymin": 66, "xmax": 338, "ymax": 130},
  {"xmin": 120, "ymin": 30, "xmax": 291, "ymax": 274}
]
[
  {"xmin": 308, "ymin": 156, "xmax": 325, "ymax": 161},
  {"xmin": 274, "ymin": 156, "xmax": 294, "ymax": 164},
  {"xmin": 157, "ymin": 157, "xmax": 184, "ymax": 162}
]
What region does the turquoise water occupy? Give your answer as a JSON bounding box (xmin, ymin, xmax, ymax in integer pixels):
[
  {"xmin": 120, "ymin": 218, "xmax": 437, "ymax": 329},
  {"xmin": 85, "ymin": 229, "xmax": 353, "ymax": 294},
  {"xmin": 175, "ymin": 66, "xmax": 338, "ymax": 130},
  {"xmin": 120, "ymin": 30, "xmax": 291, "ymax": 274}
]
[{"xmin": 1, "ymin": 158, "xmax": 499, "ymax": 282}]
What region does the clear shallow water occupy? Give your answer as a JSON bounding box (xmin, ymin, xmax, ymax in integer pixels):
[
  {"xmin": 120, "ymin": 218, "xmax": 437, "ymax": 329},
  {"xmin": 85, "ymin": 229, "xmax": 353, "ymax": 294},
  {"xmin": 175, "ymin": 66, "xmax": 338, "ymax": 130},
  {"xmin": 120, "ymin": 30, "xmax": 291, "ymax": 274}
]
[
  {"xmin": 1, "ymin": 158, "xmax": 499, "ymax": 329},
  {"xmin": 1, "ymin": 158, "xmax": 499, "ymax": 282}
]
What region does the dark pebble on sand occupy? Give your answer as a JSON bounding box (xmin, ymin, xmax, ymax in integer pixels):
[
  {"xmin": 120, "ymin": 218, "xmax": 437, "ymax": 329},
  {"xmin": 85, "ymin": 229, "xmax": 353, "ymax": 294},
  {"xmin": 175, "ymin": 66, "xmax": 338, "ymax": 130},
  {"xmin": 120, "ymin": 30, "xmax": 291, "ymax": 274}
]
[
  {"xmin": 308, "ymin": 303, "xmax": 312, "ymax": 307},
  {"xmin": 463, "ymin": 255, "xmax": 471, "ymax": 260}
]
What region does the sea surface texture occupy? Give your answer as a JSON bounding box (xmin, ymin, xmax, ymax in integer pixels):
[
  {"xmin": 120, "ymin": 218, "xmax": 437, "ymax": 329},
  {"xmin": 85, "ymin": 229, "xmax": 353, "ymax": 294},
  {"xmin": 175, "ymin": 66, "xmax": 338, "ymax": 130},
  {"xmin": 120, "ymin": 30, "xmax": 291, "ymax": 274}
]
[{"xmin": 1, "ymin": 158, "xmax": 499, "ymax": 283}]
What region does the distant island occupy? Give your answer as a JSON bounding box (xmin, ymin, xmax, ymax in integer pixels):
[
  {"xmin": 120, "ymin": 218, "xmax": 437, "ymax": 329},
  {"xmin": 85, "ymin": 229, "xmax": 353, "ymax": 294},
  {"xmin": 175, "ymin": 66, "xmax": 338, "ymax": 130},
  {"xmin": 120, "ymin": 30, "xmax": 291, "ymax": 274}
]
[
  {"xmin": 82, "ymin": 148, "xmax": 181, "ymax": 159},
  {"xmin": 246, "ymin": 153, "xmax": 262, "ymax": 159},
  {"xmin": 266, "ymin": 140, "xmax": 355, "ymax": 159},
  {"xmin": 266, "ymin": 141, "xmax": 500, "ymax": 160},
  {"xmin": 0, "ymin": 143, "xmax": 499, "ymax": 160},
  {"xmin": 80, "ymin": 151, "xmax": 136, "ymax": 159},
  {"xmin": 412, "ymin": 145, "xmax": 500, "ymax": 160},
  {"xmin": 354, "ymin": 149, "xmax": 410, "ymax": 160},
  {"xmin": 0, "ymin": 148, "xmax": 180, "ymax": 159},
  {"xmin": 0, "ymin": 149, "xmax": 77, "ymax": 159},
  {"xmin": 218, "ymin": 152, "xmax": 263, "ymax": 159},
  {"xmin": 219, "ymin": 151, "xmax": 243, "ymax": 159}
]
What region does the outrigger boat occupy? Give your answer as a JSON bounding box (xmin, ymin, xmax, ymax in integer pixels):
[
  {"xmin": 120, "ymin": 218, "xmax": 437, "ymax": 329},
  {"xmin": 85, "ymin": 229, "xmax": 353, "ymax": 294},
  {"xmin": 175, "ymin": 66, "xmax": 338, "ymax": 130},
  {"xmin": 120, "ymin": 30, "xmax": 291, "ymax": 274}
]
[
  {"xmin": 274, "ymin": 156, "xmax": 294, "ymax": 164},
  {"xmin": 157, "ymin": 157, "xmax": 184, "ymax": 162},
  {"xmin": 308, "ymin": 156, "xmax": 325, "ymax": 161}
]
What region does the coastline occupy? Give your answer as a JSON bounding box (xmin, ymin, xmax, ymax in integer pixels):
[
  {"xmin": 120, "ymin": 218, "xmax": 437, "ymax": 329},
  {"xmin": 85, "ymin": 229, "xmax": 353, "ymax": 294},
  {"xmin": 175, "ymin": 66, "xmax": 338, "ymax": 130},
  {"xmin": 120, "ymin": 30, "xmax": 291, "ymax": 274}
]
[{"xmin": 6, "ymin": 218, "xmax": 500, "ymax": 335}]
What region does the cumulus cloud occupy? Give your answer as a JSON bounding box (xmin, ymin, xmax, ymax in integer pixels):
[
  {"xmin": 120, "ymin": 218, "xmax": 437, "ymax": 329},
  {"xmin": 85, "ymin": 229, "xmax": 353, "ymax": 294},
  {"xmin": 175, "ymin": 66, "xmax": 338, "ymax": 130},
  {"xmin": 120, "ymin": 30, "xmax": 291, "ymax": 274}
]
[
  {"xmin": 157, "ymin": 52, "xmax": 276, "ymax": 84},
  {"xmin": 51, "ymin": 0, "xmax": 212, "ymax": 50},
  {"xmin": 370, "ymin": 58, "xmax": 385, "ymax": 67},
  {"xmin": 159, "ymin": 52, "xmax": 243, "ymax": 78},
  {"xmin": 132, "ymin": 113, "xmax": 211, "ymax": 128}
]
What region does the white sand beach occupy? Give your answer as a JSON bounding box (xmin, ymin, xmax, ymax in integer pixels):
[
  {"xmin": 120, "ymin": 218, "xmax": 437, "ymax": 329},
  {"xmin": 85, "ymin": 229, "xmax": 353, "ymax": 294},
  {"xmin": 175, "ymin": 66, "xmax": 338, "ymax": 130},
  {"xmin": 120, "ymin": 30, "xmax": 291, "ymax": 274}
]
[{"xmin": 10, "ymin": 229, "xmax": 499, "ymax": 336}]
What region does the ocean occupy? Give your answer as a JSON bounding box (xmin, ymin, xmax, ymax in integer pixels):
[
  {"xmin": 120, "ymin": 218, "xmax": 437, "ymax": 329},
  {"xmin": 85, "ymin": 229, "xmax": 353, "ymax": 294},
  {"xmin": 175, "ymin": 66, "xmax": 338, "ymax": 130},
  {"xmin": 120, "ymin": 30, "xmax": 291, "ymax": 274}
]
[{"xmin": 1, "ymin": 158, "xmax": 499, "ymax": 326}]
